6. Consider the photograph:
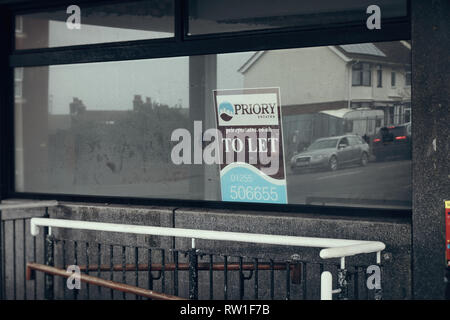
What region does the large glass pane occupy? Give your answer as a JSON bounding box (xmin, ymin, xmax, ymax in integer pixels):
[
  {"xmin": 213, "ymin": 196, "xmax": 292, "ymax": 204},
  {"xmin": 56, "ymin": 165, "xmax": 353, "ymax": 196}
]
[
  {"xmin": 15, "ymin": 0, "xmax": 174, "ymax": 49},
  {"xmin": 188, "ymin": 0, "xmax": 407, "ymax": 35},
  {"xmin": 15, "ymin": 40, "xmax": 412, "ymax": 209}
]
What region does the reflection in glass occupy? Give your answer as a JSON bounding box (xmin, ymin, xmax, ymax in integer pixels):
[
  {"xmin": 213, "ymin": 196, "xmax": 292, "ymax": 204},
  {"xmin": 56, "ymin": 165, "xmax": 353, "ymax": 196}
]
[
  {"xmin": 15, "ymin": 1, "xmax": 174, "ymax": 49},
  {"xmin": 15, "ymin": 41, "xmax": 412, "ymax": 209},
  {"xmin": 188, "ymin": 0, "xmax": 407, "ymax": 35}
]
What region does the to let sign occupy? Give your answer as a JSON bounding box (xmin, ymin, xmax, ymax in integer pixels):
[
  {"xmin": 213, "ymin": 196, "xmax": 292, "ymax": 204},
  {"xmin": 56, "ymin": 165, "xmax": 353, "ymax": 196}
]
[{"xmin": 213, "ymin": 87, "xmax": 287, "ymax": 204}]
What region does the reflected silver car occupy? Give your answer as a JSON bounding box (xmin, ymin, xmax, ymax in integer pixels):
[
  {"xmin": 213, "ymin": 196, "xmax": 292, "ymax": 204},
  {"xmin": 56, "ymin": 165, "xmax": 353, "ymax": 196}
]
[{"xmin": 290, "ymin": 135, "xmax": 370, "ymax": 172}]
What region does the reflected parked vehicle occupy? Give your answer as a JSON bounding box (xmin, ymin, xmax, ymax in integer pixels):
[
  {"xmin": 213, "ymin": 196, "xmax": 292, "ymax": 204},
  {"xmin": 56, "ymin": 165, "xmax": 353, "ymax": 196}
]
[
  {"xmin": 290, "ymin": 135, "xmax": 370, "ymax": 173},
  {"xmin": 372, "ymin": 123, "xmax": 411, "ymax": 161}
]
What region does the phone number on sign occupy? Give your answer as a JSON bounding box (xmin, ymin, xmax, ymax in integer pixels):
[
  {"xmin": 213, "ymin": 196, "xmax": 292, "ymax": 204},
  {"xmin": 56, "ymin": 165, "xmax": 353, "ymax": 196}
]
[{"xmin": 229, "ymin": 186, "xmax": 278, "ymax": 201}]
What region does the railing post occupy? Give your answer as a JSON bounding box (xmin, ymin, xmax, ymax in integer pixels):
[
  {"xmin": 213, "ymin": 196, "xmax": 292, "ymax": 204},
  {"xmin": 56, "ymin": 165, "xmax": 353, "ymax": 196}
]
[
  {"xmin": 188, "ymin": 238, "xmax": 198, "ymax": 300},
  {"xmin": 337, "ymin": 269, "xmax": 348, "ymax": 300},
  {"xmin": 43, "ymin": 207, "xmax": 54, "ymax": 300},
  {"xmin": 320, "ymin": 271, "xmax": 333, "ymax": 300},
  {"xmin": 374, "ymin": 265, "xmax": 383, "ymax": 300},
  {"xmin": 337, "ymin": 257, "xmax": 348, "ymax": 300},
  {"xmin": 374, "ymin": 252, "xmax": 383, "ymax": 300}
]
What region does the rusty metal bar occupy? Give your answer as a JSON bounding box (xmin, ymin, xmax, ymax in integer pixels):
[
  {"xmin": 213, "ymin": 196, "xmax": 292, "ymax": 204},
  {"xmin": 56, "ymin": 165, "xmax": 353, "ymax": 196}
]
[{"xmin": 26, "ymin": 262, "xmax": 185, "ymax": 300}]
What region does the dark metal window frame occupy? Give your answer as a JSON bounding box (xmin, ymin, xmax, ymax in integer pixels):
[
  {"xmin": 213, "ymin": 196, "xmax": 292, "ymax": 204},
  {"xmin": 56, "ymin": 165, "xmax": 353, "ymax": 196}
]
[
  {"xmin": 405, "ymin": 70, "xmax": 412, "ymax": 86},
  {"xmin": 391, "ymin": 71, "xmax": 397, "ymax": 87},
  {"xmin": 0, "ymin": 0, "xmax": 412, "ymax": 219},
  {"xmin": 352, "ymin": 62, "xmax": 372, "ymax": 87},
  {"xmin": 377, "ymin": 65, "xmax": 383, "ymax": 88}
]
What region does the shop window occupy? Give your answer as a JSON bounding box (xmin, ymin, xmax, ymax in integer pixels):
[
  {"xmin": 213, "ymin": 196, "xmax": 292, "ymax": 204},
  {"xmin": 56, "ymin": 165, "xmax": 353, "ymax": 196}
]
[
  {"xmin": 14, "ymin": 41, "xmax": 412, "ymax": 209},
  {"xmin": 6, "ymin": 0, "xmax": 412, "ymax": 211}
]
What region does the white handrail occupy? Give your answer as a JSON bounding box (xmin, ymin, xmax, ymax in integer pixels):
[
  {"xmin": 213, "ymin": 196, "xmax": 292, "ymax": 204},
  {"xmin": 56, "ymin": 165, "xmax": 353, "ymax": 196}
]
[
  {"xmin": 30, "ymin": 217, "xmax": 385, "ymax": 300},
  {"xmin": 320, "ymin": 242, "xmax": 385, "ymax": 259},
  {"xmin": 30, "ymin": 217, "xmax": 384, "ymax": 255}
]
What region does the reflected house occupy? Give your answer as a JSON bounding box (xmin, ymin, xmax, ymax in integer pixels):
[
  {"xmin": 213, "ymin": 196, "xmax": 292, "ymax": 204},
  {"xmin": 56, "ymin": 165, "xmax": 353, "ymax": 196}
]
[{"xmin": 238, "ymin": 41, "xmax": 411, "ymax": 156}]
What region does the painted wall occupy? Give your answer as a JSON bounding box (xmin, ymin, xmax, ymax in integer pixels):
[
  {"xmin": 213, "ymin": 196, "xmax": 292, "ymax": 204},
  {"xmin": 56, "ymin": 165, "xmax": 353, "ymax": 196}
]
[{"xmin": 242, "ymin": 47, "xmax": 348, "ymax": 107}]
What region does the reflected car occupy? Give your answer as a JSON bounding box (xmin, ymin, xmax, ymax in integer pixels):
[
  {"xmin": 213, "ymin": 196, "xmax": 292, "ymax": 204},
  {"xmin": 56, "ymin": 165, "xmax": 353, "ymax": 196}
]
[
  {"xmin": 372, "ymin": 123, "xmax": 411, "ymax": 161},
  {"xmin": 290, "ymin": 135, "xmax": 370, "ymax": 173}
]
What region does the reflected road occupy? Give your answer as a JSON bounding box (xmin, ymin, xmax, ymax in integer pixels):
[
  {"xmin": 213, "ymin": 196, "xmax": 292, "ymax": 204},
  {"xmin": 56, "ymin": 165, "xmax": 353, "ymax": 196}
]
[{"xmin": 286, "ymin": 159, "xmax": 412, "ymax": 209}]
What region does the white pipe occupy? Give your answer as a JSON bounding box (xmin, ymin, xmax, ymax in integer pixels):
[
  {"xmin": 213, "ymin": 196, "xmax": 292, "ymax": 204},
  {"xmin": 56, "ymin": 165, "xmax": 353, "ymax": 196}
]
[
  {"xmin": 0, "ymin": 200, "xmax": 58, "ymax": 211},
  {"xmin": 320, "ymin": 242, "xmax": 386, "ymax": 259},
  {"xmin": 340, "ymin": 257, "xmax": 346, "ymax": 269},
  {"xmin": 32, "ymin": 217, "xmax": 386, "ymax": 301},
  {"xmin": 320, "ymin": 271, "xmax": 333, "ymax": 300},
  {"xmin": 30, "ymin": 218, "xmax": 382, "ymax": 252}
]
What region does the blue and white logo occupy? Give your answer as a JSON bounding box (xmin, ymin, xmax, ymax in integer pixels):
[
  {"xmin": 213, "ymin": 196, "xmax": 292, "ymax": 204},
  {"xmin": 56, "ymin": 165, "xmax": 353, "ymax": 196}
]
[{"xmin": 218, "ymin": 102, "xmax": 235, "ymax": 122}]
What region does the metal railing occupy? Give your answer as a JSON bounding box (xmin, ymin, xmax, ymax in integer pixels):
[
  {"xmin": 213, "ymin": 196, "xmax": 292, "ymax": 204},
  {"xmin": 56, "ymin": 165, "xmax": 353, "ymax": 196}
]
[
  {"xmin": 30, "ymin": 217, "xmax": 385, "ymax": 300},
  {"xmin": 0, "ymin": 201, "xmax": 386, "ymax": 300},
  {"xmin": 0, "ymin": 201, "xmax": 58, "ymax": 300}
]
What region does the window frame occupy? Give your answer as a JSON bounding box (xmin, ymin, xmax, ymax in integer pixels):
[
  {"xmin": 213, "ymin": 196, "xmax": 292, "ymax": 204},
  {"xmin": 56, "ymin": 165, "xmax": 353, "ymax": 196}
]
[
  {"xmin": 0, "ymin": 0, "xmax": 412, "ymax": 219},
  {"xmin": 405, "ymin": 69, "xmax": 412, "ymax": 86},
  {"xmin": 352, "ymin": 62, "xmax": 372, "ymax": 87},
  {"xmin": 391, "ymin": 71, "xmax": 397, "ymax": 87},
  {"xmin": 377, "ymin": 65, "xmax": 383, "ymax": 87}
]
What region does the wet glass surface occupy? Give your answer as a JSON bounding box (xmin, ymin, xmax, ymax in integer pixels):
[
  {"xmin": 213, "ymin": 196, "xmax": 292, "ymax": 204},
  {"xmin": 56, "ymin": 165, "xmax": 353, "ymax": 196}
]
[
  {"xmin": 188, "ymin": 0, "xmax": 407, "ymax": 35},
  {"xmin": 14, "ymin": 41, "xmax": 412, "ymax": 209},
  {"xmin": 15, "ymin": 1, "xmax": 174, "ymax": 49}
]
